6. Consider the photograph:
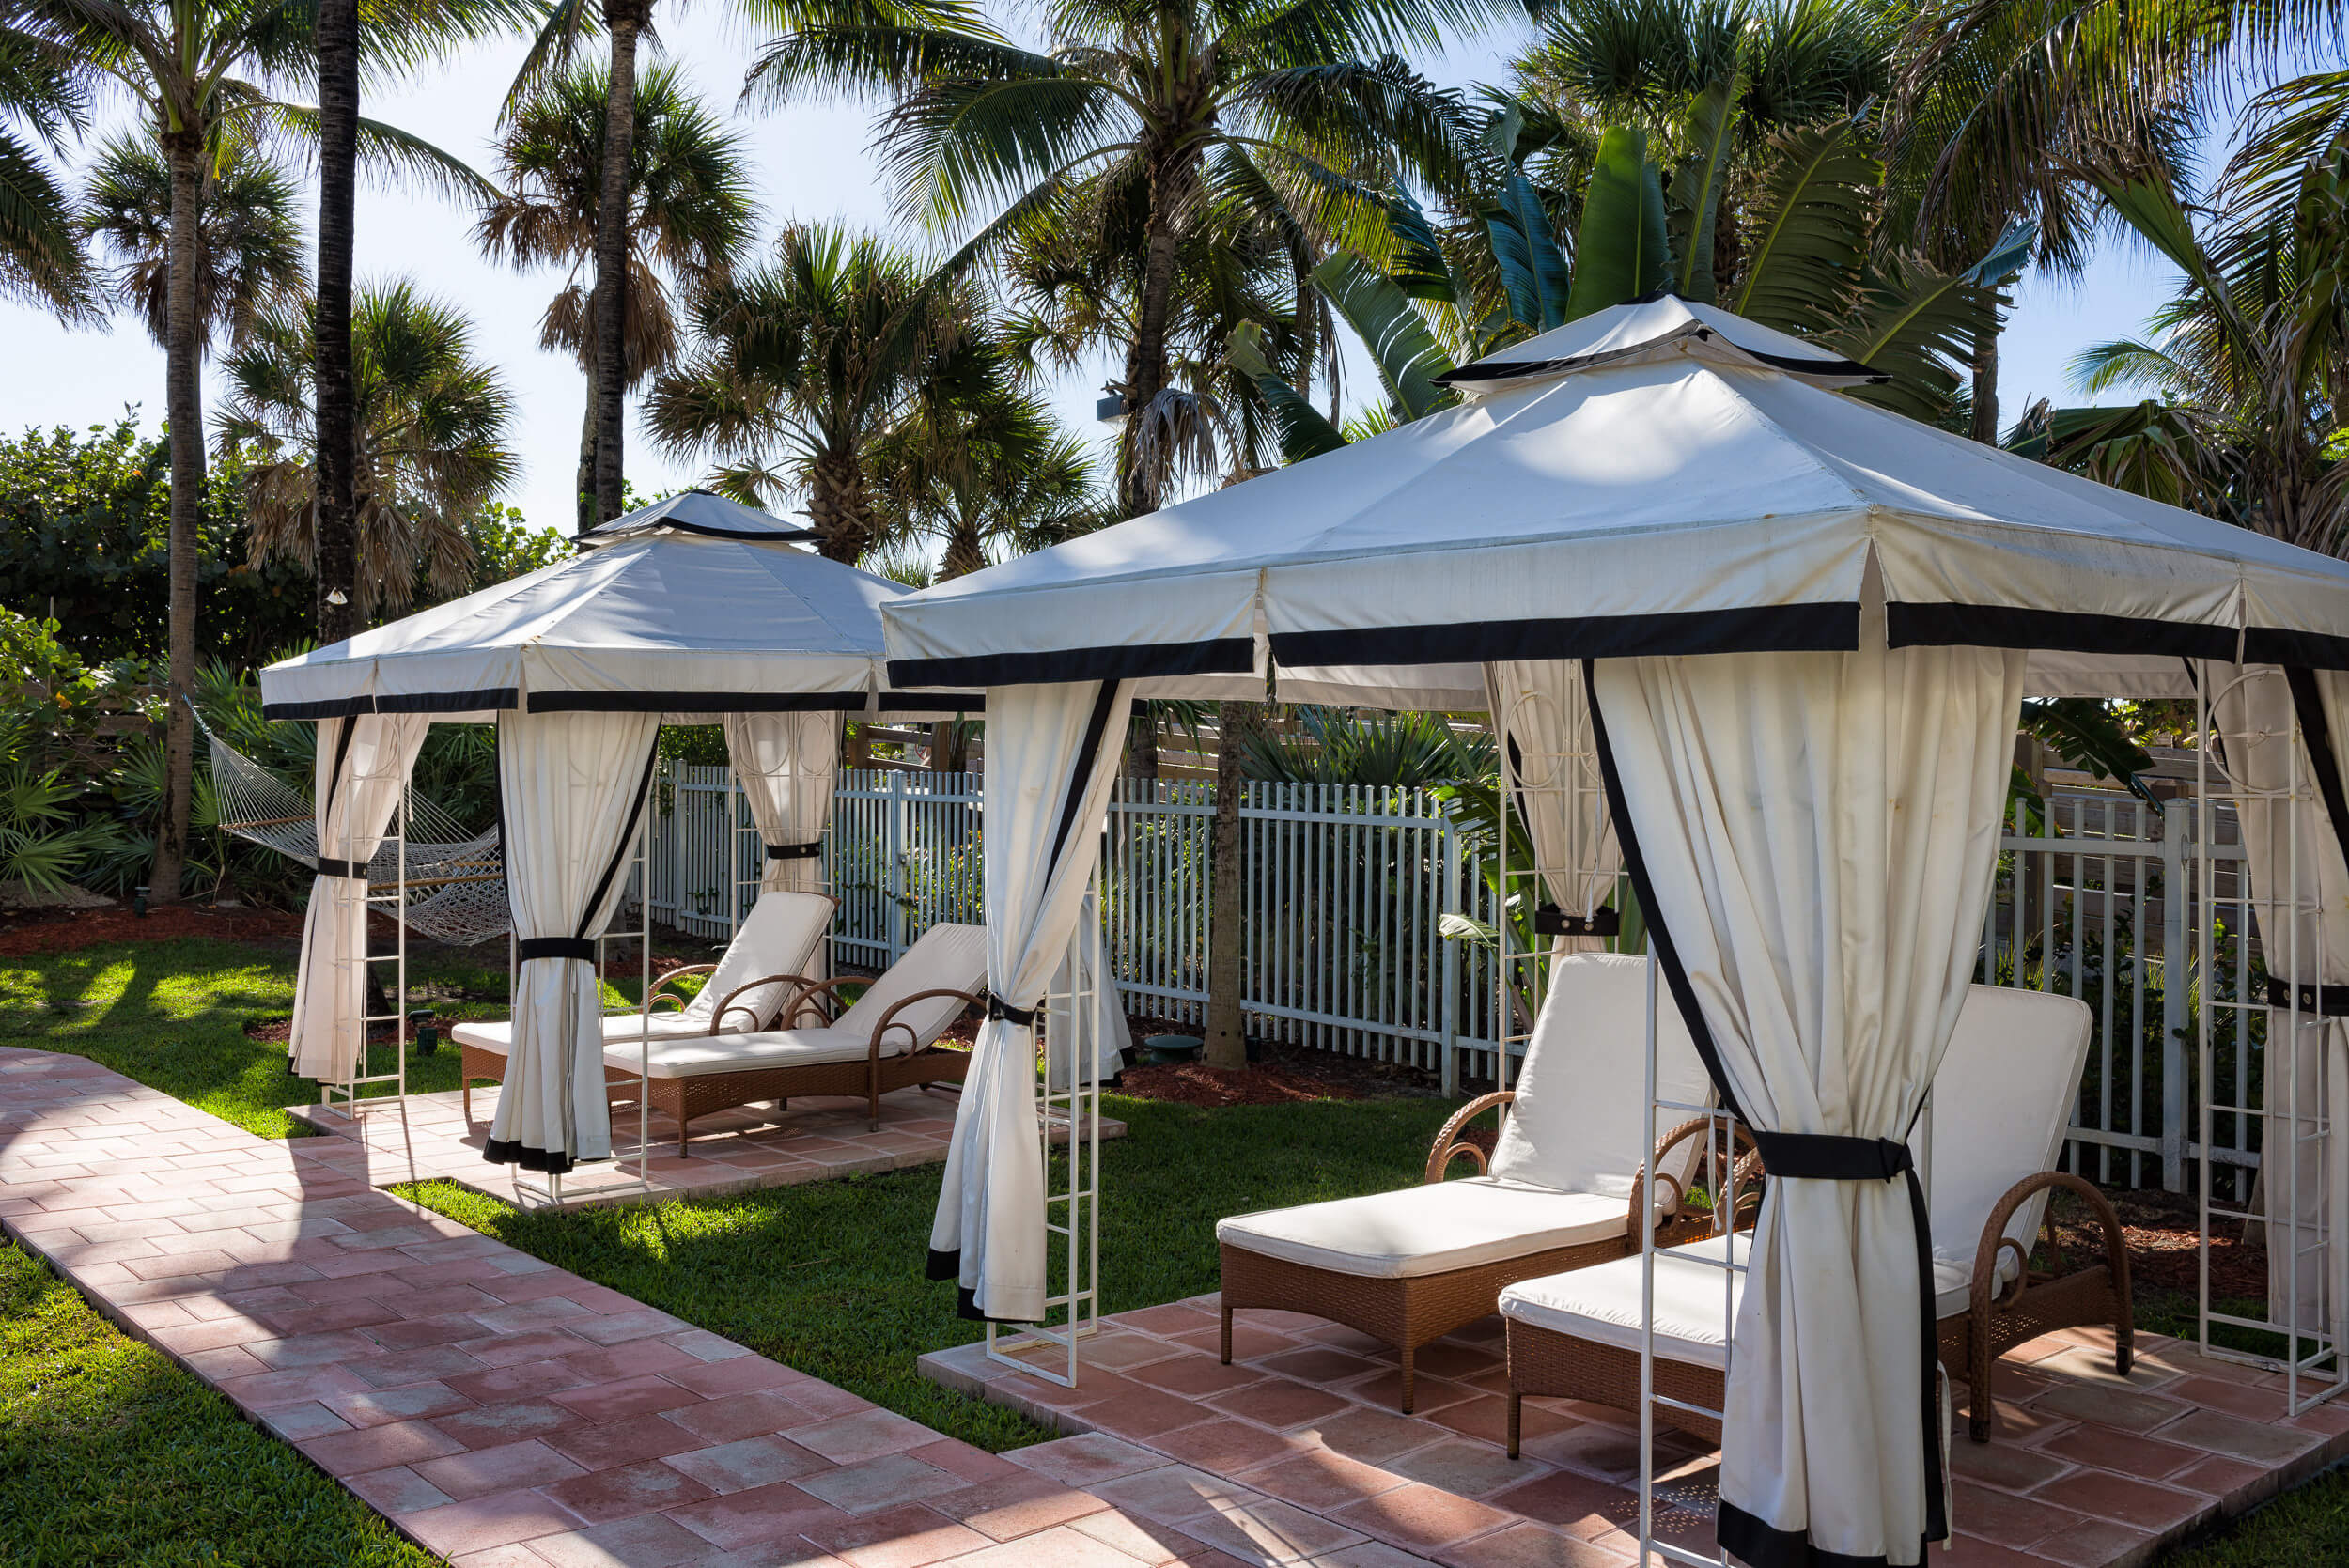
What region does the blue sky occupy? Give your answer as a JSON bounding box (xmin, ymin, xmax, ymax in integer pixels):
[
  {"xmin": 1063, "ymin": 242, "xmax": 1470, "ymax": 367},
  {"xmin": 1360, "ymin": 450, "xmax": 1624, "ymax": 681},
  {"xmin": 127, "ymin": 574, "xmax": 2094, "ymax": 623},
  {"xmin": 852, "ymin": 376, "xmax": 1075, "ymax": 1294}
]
[{"xmin": 0, "ymin": 11, "xmax": 2182, "ymax": 545}]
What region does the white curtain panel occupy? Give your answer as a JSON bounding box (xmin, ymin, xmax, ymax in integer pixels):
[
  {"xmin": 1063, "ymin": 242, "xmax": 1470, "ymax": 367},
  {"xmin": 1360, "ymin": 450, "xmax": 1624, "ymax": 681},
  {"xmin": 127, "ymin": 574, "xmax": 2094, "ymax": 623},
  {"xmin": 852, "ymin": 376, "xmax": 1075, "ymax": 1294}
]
[
  {"xmin": 2207, "ymin": 664, "xmax": 2349, "ymax": 1345},
  {"xmin": 287, "ymin": 712, "xmax": 430, "ymax": 1080},
  {"xmin": 1590, "ymin": 642, "xmax": 2023, "ymax": 1567},
  {"xmin": 487, "ymin": 707, "xmax": 661, "ymax": 1173},
  {"xmin": 1045, "ymin": 887, "xmax": 1128, "ymax": 1093},
  {"xmin": 1486, "ymin": 661, "xmax": 1622, "ymax": 953},
  {"xmin": 723, "ymin": 710, "xmax": 838, "ymax": 899},
  {"xmin": 928, "ymin": 680, "xmax": 1131, "ymax": 1322}
]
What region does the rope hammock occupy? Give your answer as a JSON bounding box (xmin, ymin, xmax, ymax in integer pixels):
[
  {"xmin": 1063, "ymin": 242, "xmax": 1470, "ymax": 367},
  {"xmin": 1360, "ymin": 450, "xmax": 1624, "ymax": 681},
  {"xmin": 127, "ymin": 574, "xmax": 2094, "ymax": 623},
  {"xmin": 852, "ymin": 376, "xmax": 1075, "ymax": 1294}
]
[{"xmin": 193, "ymin": 706, "xmax": 512, "ymax": 945}]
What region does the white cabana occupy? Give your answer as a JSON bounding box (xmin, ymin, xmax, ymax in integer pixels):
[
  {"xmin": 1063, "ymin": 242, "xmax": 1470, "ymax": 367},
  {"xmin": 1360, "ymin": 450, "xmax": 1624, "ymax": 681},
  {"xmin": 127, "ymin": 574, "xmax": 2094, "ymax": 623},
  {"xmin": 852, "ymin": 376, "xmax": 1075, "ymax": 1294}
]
[
  {"xmin": 260, "ymin": 501, "xmax": 972, "ymax": 1178},
  {"xmin": 884, "ymin": 296, "xmax": 2349, "ymax": 1568}
]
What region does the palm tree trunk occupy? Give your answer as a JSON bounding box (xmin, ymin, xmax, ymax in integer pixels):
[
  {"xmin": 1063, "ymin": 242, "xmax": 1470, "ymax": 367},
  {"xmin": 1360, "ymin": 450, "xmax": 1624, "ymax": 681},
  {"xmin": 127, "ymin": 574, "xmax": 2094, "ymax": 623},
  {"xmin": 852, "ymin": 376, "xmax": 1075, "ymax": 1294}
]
[
  {"xmin": 151, "ymin": 132, "xmax": 206, "ymax": 906},
  {"xmin": 1970, "ymin": 320, "xmax": 2001, "ymax": 446},
  {"xmin": 314, "ymin": 0, "xmax": 360, "ymax": 643},
  {"xmin": 1124, "ymin": 708, "xmax": 1159, "ymax": 780},
  {"xmin": 806, "ymin": 448, "xmax": 872, "ymax": 564},
  {"xmin": 575, "ymin": 372, "xmax": 598, "ymax": 535},
  {"xmin": 1203, "ymin": 700, "xmax": 1260, "ymax": 1068},
  {"xmin": 1119, "ymin": 145, "xmax": 1189, "ymax": 518},
  {"xmin": 590, "ymin": 0, "xmax": 648, "ymax": 524},
  {"xmin": 941, "ymin": 517, "xmax": 986, "ymax": 578}
]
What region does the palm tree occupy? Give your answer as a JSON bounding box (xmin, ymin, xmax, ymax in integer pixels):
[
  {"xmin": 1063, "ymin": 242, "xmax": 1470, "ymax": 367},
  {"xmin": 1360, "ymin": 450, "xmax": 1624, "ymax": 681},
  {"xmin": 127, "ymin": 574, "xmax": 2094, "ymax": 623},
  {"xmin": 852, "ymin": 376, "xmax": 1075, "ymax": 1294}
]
[
  {"xmin": 218, "ymin": 280, "xmax": 521, "ymax": 614},
  {"xmin": 22, "ymin": 0, "xmax": 489, "ymax": 901},
  {"xmin": 874, "ymin": 384, "xmax": 1099, "ymax": 579},
  {"xmin": 643, "ymin": 223, "xmax": 985, "ymax": 563},
  {"xmin": 0, "ymin": 20, "xmax": 92, "ymax": 316},
  {"xmin": 750, "ymin": 0, "xmax": 1495, "ymax": 514},
  {"xmin": 78, "ymin": 137, "xmax": 308, "ymax": 346},
  {"xmin": 476, "ymin": 60, "xmax": 755, "ymax": 533}
]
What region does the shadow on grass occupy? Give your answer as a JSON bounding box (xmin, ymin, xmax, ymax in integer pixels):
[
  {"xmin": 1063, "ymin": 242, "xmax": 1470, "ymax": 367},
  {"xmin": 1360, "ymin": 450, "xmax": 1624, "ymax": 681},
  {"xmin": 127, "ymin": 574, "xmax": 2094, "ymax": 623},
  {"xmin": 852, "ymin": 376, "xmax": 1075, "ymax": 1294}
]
[{"xmin": 403, "ymin": 1091, "xmax": 1462, "ymax": 1452}]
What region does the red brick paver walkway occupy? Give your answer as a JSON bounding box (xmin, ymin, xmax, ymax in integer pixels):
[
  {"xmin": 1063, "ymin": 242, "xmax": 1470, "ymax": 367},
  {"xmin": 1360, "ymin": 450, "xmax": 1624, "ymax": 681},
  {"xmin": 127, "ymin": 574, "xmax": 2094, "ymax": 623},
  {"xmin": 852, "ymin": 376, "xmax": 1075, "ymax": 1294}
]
[
  {"xmin": 0, "ymin": 1048, "xmax": 1375, "ymax": 1568},
  {"xmin": 283, "ymin": 1083, "xmax": 1122, "ymax": 1211},
  {"xmin": 926, "ymin": 1288, "xmax": 2349, "ymax": 1567}
]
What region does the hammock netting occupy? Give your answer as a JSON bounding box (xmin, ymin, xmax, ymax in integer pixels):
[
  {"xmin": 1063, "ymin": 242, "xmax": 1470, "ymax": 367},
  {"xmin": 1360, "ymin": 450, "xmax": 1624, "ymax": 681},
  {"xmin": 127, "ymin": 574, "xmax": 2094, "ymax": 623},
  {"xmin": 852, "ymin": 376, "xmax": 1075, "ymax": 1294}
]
[{"xmin": 194, "ymin": 708, "xmax": 512, "ymax": 946}]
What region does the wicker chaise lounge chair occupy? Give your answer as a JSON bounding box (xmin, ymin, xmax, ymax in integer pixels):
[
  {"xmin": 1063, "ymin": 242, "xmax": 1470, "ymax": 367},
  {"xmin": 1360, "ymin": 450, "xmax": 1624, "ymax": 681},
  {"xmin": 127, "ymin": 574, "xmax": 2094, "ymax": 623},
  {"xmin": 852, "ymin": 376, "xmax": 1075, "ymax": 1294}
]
[
  {"xmin": 602, "ymin": 921, "xmax": 988, "ymax": 1153},
  {"xmin": 455, "ymin": 890, "xmax": 836, "ymax": 1124},
  {"xmin": 1215, "ymin": 952, "xmax": 1729, "ymax": 1412},
  {"xmin": 1498, "ymin": 983, "xmax": 2129, "ymax": 1452}
]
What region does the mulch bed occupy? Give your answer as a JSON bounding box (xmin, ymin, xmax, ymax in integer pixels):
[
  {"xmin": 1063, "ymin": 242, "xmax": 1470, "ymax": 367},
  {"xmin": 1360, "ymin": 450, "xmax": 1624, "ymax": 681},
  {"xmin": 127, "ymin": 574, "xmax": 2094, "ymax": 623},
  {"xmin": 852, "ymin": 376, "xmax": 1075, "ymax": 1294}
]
[
  {"xmin": 1114, "ymin": 1060, "xmax": 1367, "ymax": 1108},
  {"xmin": 2046, "ymin": 1184, "xmax": 2270, "ymax": 1300},
  {"xmin": 0, "ymin": 901, "xmax": 307, "ymax": 958}
]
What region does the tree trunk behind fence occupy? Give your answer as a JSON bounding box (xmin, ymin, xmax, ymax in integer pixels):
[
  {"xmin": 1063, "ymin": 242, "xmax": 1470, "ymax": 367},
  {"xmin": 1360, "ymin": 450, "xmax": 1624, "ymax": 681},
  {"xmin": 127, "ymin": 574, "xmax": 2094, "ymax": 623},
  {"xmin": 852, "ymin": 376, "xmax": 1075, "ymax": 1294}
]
[{"xmin": 1205, "ymin": 703, "xmax": 1258, "ymax": 1067}]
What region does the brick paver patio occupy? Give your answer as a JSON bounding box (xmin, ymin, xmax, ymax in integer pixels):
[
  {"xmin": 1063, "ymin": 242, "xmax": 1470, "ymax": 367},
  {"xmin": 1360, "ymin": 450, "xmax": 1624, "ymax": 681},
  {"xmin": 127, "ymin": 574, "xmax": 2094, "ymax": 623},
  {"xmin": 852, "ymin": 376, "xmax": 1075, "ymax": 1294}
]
[
  {"xmin": 0, "ymin": 1048, "xmax": 1346, "ymax": 1568},
  {"xmin": 282, "ymin": 1081, "xmax": 1124, "ymax": 1211},
  {"xmin": 924, "ymin": 1284, "xmax": 2349, "ymax": 1567}
]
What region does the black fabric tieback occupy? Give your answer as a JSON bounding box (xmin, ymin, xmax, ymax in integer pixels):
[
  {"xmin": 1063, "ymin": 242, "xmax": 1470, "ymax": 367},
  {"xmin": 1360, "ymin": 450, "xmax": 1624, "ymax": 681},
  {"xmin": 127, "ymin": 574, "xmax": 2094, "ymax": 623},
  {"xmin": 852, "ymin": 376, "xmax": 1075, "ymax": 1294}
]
[
  {"xmin": 1742, "ymin": 1125, "xmax": 1948, "ymax": 1551},
  {"xmin": 764, "ymin": 842, "xmax": 823, "ymax": 861},
  {"xmin": 517, "ymin": 937, "xmax": 597, "ymax": 963},
  {"xmin": 313, "ymin": 857, "xmax": 367, "ymax": 880},
  {"xmin": 985, "ymin": 993, "xmax": 1037, "ymax": 1027},
  {"xmin": 1750, "ymin": 1130, "xmax": 1912, "ymax": 1181}
]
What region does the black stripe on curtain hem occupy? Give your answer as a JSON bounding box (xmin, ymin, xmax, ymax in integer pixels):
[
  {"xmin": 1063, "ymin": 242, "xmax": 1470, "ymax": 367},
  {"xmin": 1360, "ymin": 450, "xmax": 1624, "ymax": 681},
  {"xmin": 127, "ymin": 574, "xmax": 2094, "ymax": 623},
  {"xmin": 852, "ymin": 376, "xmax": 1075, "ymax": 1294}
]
[
  {"xmin": 482, "ymin": 1138, "xmax": 576, "ymax": 1174},
  {"xmin": 2284, "ymin": 669, "xmax": 2349, "ymax": 880},
  {"xmin": 1276, "ymin": 604, "xmax": 1859, "ymax": 671},
  {"xmin": 926, "ymin": 1248, "xmax": 960, "ymax": 1281},
  {"xmin": 888, "ymin": 639, "xmax": 1254, "ymax": 690},
  {"xmin": 1719, "ymin": 1502, "xmax": 1930, "ymax": 1568}
]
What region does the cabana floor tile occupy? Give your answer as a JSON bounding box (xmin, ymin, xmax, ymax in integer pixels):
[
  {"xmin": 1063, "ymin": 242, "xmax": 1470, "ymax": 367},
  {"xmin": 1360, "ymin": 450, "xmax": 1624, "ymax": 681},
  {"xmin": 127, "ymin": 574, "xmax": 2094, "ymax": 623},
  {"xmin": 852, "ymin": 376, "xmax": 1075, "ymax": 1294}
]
[
  {"xmin": 919, "ymin": 1284, "xmax": 2349, "ymax": 1568},
  {"xmin": 0, "ymin": 1048, "xmax": 1381, "ymax": 1568},
  {"xmin": 279, "ymin": 1082, "xmax": 1123, "ymax": 1210}
]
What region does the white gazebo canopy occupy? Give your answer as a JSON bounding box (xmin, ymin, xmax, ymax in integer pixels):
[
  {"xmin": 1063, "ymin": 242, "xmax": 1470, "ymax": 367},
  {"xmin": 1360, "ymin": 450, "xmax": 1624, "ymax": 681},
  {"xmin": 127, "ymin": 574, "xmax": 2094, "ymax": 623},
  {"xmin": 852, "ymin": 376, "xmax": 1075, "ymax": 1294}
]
[
  {"xmin": 262, "ymin": 514, "xmax": 970, "ymax": 723},
  {"xmin": 882, "ymin": 296, "xmax": 2349, "ymax": 1568},
  {"xmin": 884, "ymin": 295, "xmax": 2349, "ymax": 705}
]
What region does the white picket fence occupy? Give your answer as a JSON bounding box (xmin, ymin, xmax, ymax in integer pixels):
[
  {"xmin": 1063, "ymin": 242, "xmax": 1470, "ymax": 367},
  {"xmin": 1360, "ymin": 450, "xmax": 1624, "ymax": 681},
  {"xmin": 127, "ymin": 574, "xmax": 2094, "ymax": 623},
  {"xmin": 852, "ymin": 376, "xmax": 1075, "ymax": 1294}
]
[{"xmin": 645, "ymin": 763, "xmax": 2259, "ymax": 1192}]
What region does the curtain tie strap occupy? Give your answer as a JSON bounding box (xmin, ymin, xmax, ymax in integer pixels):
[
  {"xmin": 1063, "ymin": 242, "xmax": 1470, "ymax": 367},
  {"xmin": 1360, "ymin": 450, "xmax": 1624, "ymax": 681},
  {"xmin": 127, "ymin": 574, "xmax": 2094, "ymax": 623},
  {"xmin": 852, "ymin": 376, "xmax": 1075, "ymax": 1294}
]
[
  {"xmin": 313, "ymin": 857, "xmax": 367, "ymax": 880},
  {"xmin": 764, "ymin": 842, "xmax": 823, "ymax": 861},
  {"xmin": 1746, "ymin": 1126, "xmax": 1948, "ymax": 1545},
  {"xmin": 1750, "ymin": 1130, "xmax": 1912, "ymax": 1180},
  {"xmin": 2263, "ymin": 977, "xmax": 2349, "ymax": 1016},
  {"xmin": 985, "ymin": 993, "xmax": 1038, "ymax": 1027},
  {"xmin": 517, "ymin": 937, "xmax": 597, "ymax": 963}
]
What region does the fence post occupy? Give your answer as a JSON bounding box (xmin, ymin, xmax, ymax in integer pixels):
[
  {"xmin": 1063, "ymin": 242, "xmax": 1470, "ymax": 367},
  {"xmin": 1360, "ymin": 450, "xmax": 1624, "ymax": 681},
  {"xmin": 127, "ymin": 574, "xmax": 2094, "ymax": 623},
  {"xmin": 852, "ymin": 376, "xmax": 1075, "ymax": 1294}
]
[
  {"xmin": 2160, "ymin": 797, "xmax": 2191, "ymax": 1192},
  {"xmin": 1440, "ymin": 812, "xmax": 1461, "ymax": 1098},
  {"xmin": 886, "ymin": 770, "xmax": 908, "ymax": 966}
]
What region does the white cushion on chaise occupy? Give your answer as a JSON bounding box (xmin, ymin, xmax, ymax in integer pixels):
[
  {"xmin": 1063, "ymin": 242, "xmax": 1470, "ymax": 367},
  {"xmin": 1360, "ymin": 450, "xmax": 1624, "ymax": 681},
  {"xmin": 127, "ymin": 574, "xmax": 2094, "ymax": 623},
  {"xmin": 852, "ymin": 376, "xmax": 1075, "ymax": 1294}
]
[
  {"xmin": 1217, "ymin": 952, "xmax": 1716, "ymax": 1278},
  {"xmin": 601, "ymin": 922, "xmax": 988, "ymax": 1081},
  {"xmin": 1498, "ymin": 983, "xmax": 2095, "ymax": 1364},
  {"xmin": 451, "ymin": 890, "xmax": 834, "ymax": 1054}
]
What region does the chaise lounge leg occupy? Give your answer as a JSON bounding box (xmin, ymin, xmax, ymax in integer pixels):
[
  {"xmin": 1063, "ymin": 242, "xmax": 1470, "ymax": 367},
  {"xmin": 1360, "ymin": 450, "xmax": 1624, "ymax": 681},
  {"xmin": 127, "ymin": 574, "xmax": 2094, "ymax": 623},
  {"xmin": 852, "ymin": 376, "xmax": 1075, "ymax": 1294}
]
[
  {"xmin": 462, "ymin": 1079, "xmax": 472, "ymax": 1125},
  {"xmin": 1399, "ymin": 1347, "xmax": 1416, "ymax": 1415},
  {"xmin": 1221, "ymin": 1305, "xmax": 1233, "ymax": 1366},
  {"xmin": 1507, "ymin": 1389, "xmax": 1522, "ymax": 1460},
  {"xmin": 677, "ymin": 1116, "xmax": 691, "ymax": 1159},
  {"xmin": 1969, "ymin": 1319, "xmax": 1994, "ymax": 1443}
]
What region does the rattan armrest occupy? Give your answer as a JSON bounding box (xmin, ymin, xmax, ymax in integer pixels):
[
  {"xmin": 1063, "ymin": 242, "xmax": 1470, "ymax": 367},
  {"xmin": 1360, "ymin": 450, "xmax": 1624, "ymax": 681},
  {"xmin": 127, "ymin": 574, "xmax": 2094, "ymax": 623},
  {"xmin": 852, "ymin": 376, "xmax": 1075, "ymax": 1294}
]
[
  {"xmin": 647, "ymin": 963, "xmax": 717, "ymax": 1013},
  {"xmin": 1974, "ymin": 1170, "xmax": 2133, "ymax": 1319},
  {"xmin": 868, "ymin": 988, "xmax": 984, "ymax": 1062},
  {"xmin": 1424, "ymin": 1091, "xmax": 1514, "ymax": 1183},
  {"xmin": 762, "ymin": 974, "xmax": 861, "ymax": 1030},
  {"xmin": 1630, "ymin": 1116, "xmax": 1760, "ymax": 1239},
  {"xmin": 710, "ymin": 971, "xmax": 825, "ymax": 1032}
]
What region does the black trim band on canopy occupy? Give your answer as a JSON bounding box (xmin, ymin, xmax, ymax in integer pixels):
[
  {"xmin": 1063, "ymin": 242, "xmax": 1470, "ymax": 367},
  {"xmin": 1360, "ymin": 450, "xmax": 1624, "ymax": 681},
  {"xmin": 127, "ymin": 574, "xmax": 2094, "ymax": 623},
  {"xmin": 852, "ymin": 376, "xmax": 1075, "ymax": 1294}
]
[
  {"xmin": 313, "ymin": 857, "xmax": 366, "ymax": 880},
  {"xmin": 1584, "ymin": 660, "xmax": 1949, "ymax": 1559},
  {"xmin": 765, "ymin": 842, "xmax": 823, "ymax": 861},
  {"xmin": 1431, "ymin": 318, "xmax": 1885, "ymax": 388},
  {"xmin": 876, "ymin": 692, "xmax": 985, "ymax": 712},
  {"xmin": 529, "ymin": 691, "xmax": 875, "ymax": 714},
  {"xmin": 517, "ymin": 937, "xmax": 596, "ymax": 962},
  {"xmin": 1889, "ymin": 603, "xmax": 2240, "ymax": 663},
  {"xmin": 263, "ymin": 688, "xmax": 519, "ymax": 721},
  {"xmin": 888, "ymin": 638, "xmax": 1252, "ymax": 691},
  {"xmin": 483, "ymin": 1137, "xmax": 577, "ymax": 1174},
  {"xmin": 1276, "ymin": 603, "xmax": 1863, "ymax": 672}
]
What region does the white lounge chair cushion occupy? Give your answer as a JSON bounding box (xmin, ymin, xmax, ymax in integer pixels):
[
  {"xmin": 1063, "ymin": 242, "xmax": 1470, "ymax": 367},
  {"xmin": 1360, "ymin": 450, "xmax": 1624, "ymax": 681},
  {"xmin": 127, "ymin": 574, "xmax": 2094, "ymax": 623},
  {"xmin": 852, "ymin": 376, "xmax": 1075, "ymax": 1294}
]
[
  {"xmin": 1217, "ymin": 1177, "xmax": 1630, "ymax": 1280},
  {"xmin": 827, "ymin": 923, "xmax": 988, "ymax": 1044},
  {"xmin": 1488, "ymin": 953, "xmax": 1715, "ymax": 1200},
  {"xmin": 1500, "ymin": 1236, "xmax": 2023, "ymax": 1371},
  {"xmin": 448, "ymin": 890, "xmax": 834, "ymax": 1056},
  {"xmin": 600, "ymin": 1026, "xmax": 923, "ymax": 1080}
]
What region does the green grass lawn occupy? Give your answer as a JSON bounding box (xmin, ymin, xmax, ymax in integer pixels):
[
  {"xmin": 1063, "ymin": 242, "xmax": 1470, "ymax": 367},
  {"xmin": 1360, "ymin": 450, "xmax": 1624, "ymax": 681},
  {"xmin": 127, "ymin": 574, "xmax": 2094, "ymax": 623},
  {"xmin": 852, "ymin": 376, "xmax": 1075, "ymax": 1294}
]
[
  {"xmin": 401, "ymin": 1091, "xmax": 1459, "ymax": 1452},
  {"xmin": 0, "ymin": 933, "xmax": 712, "ymax": 1140},
  {"xmin": 0, "ymin": 1241, "xmax": 441, "ymax": 1568}
]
